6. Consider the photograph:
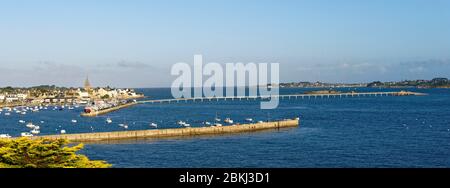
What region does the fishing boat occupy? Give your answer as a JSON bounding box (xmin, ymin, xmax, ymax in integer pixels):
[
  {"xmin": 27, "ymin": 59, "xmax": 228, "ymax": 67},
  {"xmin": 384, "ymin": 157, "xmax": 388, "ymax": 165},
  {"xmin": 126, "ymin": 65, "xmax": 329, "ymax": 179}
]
[
  {"xmin": 0, "ymin": 134, "xmax": 11, "ymax": 138},
  {"xmin": 30, "ymin": 129, "xmax": 40, "ymax": 135},
  {"xmin": 21, "ymin": 132, "xmax": 33, "ymax": 137},
  {"xmin": 224, "ymin": 118, "xmax": 234, "ymax": 124},
  {"xmin": 26, "ymin": 123, "xmax": 36, "ymax": 128}
]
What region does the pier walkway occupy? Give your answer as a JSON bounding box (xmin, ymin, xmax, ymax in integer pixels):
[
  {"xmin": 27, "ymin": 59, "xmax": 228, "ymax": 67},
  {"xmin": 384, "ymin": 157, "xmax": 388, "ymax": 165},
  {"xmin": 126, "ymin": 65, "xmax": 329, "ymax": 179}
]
[
  {"xmin": 137, "ymin": 91, "xmax": 426, "ymax": 104},
  {"xmin": 35, "ymin": 119, "xmax": 299, "ymax": 142}
]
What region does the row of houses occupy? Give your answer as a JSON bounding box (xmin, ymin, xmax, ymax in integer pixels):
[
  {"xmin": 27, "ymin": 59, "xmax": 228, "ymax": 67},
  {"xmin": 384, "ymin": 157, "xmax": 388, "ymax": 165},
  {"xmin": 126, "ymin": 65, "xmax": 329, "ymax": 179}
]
[{"xmin": 0, "ymin": 88, "xmax": 142, "ymax": 104}]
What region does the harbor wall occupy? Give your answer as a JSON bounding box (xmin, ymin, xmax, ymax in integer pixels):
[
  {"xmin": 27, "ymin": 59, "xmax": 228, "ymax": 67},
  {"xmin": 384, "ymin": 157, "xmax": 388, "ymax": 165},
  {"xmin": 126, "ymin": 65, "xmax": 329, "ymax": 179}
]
[
  {"xmin": 35, "ymin": 119, "xmax": 299, "ymax": 142},
  {"xmin": 80, "ymin": 102, "xmax": 138, "ymax": 117}
]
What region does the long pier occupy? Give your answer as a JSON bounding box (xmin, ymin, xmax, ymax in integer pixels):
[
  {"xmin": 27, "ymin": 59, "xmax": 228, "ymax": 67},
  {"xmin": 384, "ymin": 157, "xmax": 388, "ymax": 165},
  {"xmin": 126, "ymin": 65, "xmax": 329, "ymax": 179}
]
[
  {"xmin": 34, "ymin": 119, "xmax": 299, "ymax": 142},
  {"xmin": 138, "ymin": 91, "xmax": 426, "ymax": 104},
  {"xmin": 79, "ymin": 91, "xmax": 425, "ymax": 117}
]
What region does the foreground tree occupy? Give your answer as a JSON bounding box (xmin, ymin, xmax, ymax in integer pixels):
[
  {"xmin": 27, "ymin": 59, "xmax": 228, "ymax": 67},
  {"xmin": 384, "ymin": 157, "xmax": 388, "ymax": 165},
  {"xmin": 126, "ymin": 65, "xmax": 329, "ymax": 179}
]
[{"xmin": 0, "ymin": 138, "xmax": 111, "ymax": 168}]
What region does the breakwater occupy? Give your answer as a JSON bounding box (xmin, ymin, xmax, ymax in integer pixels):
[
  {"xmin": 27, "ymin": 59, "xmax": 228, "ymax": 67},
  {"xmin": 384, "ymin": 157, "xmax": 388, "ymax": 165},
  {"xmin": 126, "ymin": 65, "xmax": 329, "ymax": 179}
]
[
  {"xmin": 80, "ymin": 102, "xmax": 138, "ymax": 117},
  {"xmin": 34, "ymin": 119, "xmax": 299, "ymax": 142}
]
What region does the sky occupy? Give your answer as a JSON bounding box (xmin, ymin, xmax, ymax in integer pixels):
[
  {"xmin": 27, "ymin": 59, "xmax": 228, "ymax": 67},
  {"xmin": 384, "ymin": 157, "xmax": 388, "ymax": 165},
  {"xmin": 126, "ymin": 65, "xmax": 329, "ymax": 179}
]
[{"xmin": 1, "ymin": 0, "xmax": 450, "ymax": 87}]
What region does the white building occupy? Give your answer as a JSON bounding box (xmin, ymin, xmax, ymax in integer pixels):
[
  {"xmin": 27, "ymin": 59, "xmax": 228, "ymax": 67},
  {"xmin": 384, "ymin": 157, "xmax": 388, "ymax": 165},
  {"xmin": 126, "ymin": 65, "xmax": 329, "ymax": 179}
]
[{"xmin": 17, "ymin": 94, "xmax": 28, "ymax": 100}]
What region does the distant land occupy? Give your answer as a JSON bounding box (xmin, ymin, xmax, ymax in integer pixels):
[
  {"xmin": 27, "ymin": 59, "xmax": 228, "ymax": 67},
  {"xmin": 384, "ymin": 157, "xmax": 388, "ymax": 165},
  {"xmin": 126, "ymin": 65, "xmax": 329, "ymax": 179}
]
[{"xmin": 278, "ymin": 77, "xmax": 450, "ymax": 88}]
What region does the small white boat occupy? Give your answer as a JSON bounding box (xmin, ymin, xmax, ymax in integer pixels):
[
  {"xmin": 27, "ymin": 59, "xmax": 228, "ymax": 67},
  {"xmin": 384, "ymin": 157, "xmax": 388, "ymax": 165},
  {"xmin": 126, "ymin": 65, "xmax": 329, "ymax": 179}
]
[
  {"xmin": 224, "ymin": 118, "xmax": 234, "ymax": 124},
  {"xmin": 257, "ymin": 121, "xmax": 264, "ymax": 123},
  {"xmin": 0, "ymin": 134, "xmax": 11, "ymax": 138},
  {"xmin": 183, "ymin": 123, "xmax": 191, "ymax": 127},
  {"xmin": 215, "ymin": 118, "xmax": 221, "ymax": 122},
  {"xmin": 40, "ymin": 121, "xmax": 45, "ymax": 124},
  {"xmin": 60, "ymin": 130, "xmax": 66, "ymax": 134},
  {"xmin": 30, "ymin": 129, "xmax": 40, "ymax": 135},
  {"xmin": 245, "ymin": 118, "xmax": 253, "ymax": 122},
  {"xmin": 71, "ymin": 120, "xmax": 77, "ymax": 123},
  {"xmin": 204, "ymin": 122, "xmax": 211, "ymax": 125},
  {"xmin": 214, "ymin": 123, "xmax": 223, "ymax": 127},
  {"xmin": 21, "ymin": 132, "xmax": 33, "ymax": 137},
  {"xmin": 106, "ymin": 118, "xmax": 113, "ymax": 124},
  {"xmin": 177, "ymin": 121, "xmax": 186, "ymax": 125},
  {"xmin": 150, "ymin": 123, "xmax": 158, "ymax": 128},
  {"xmin": 19, "ymin": 120, "xmax": 26, "ymax": 124},
  {"xmin": 21, "ymin": 112, "xmax": 27, "ymax": 115},
  {"xmin": 4, "ymin": 113, "xmax": 11, "ymax": 116},
  {"xmin": 119, "ymin": 124, "xmax": 129, "ymax": 129},
  {"xmin": 26, "ymin": 123, "xmax": 35, "ymax": 128},
  {"xmin": 34, "ymin": 126, "xmax": 40, "ymax": 130},
  {"xmin": 295, "ymin": 117, "xmax": 300, "ymax": 120}
]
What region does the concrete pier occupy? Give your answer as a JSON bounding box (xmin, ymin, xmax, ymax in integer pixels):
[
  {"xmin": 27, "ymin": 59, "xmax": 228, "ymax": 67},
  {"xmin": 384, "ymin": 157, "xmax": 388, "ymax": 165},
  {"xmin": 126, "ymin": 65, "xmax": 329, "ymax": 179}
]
[
  {"xmin": 80, "ymin": 102, "xmax": 138, "ymax": 117},
  {"xmin": 35, "ymin": 119, "xmax": 299, "ymax": 142}
]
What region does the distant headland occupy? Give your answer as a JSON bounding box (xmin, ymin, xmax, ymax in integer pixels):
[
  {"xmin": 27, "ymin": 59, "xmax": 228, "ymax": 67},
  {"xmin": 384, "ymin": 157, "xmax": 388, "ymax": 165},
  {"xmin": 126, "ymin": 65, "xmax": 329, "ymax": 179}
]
[{"xmin": 277, "ymin": 77, "xmax": 450, "ymax": 89}]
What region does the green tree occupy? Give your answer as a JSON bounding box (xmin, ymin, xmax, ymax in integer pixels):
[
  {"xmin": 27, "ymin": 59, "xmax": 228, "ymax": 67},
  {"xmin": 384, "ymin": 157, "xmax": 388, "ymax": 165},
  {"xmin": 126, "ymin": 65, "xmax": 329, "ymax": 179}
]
[{"xmin": 0, "ymin": 138, "xmax": 111, "ymax": 168}]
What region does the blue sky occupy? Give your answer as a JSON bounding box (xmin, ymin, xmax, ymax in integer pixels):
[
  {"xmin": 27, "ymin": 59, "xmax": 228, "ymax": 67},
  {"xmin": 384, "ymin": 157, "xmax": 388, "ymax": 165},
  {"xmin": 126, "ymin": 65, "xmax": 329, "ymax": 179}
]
[{"xmin": 1, "ymin": 0, "xmax": 450, "ymax": 87}]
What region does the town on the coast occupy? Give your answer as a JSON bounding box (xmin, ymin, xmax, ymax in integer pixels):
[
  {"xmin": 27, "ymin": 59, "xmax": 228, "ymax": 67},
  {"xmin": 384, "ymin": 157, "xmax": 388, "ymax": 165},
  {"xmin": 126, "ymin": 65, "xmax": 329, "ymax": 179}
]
[{"xmin": 0, "ymin": 77, "xmax": 144, "ymax": 108}]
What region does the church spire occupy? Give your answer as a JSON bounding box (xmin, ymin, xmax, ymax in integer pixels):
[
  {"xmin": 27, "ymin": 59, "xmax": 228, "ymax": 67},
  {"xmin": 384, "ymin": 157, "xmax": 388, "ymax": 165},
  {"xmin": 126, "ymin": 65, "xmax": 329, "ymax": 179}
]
[{"xmin": 84, "ymin": 75, "xmax": 92, "ymax": 91}]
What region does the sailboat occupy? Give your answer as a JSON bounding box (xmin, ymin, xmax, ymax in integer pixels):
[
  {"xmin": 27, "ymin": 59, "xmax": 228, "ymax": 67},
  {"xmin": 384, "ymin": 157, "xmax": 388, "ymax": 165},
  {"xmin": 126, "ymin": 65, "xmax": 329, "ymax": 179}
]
[{"xmin": 150, "ymin": 123, "xmax": 158, "ymax": 128}]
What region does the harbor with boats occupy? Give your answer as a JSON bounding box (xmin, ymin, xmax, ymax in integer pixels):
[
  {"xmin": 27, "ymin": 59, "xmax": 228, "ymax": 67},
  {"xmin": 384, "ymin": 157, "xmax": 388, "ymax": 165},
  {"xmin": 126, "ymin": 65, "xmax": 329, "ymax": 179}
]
[{"xmin": 1, "ymin": 86, "xmax": 449, "ymax": 168}]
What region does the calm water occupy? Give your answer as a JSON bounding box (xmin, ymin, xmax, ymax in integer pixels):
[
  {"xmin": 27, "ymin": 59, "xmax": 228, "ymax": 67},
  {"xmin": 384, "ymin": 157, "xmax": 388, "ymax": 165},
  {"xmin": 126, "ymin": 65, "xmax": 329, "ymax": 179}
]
[{"xmin": 1, "ymin": 88, "xmax": 450, "ymax": 167}]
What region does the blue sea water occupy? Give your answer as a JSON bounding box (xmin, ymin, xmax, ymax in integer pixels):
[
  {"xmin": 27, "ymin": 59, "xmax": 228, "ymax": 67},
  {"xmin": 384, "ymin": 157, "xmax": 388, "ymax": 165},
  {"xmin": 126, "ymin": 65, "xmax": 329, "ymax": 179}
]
[{"xmin": 1, "ymin": 88, "xmax": 450, "ymax": 168}]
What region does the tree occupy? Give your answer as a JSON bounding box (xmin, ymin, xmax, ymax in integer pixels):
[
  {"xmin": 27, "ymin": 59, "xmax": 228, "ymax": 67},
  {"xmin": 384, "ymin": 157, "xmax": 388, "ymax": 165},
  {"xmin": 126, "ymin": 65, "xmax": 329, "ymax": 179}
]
[
  {"xmin": 0, "ymin": 138, "xmax": 111, "ymax": 168},
  {"xmin": 101, "ymin": 94, "xmax": 110, "ymax": 99}
]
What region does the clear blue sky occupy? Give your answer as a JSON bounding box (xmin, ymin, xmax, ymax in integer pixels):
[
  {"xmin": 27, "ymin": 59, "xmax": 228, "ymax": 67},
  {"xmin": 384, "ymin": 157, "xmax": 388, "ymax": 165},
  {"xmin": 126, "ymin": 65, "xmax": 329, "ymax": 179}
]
[{"xmin": 1, "ymin": 0, "xmax": 450, "ymax": 87}]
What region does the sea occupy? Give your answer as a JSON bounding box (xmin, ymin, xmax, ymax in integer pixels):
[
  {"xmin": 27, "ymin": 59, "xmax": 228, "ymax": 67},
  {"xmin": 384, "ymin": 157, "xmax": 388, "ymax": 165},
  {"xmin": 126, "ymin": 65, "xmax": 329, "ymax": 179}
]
[{"xmin": 1, "ymin": 87, "xmax": 449, "ymax": 168}]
